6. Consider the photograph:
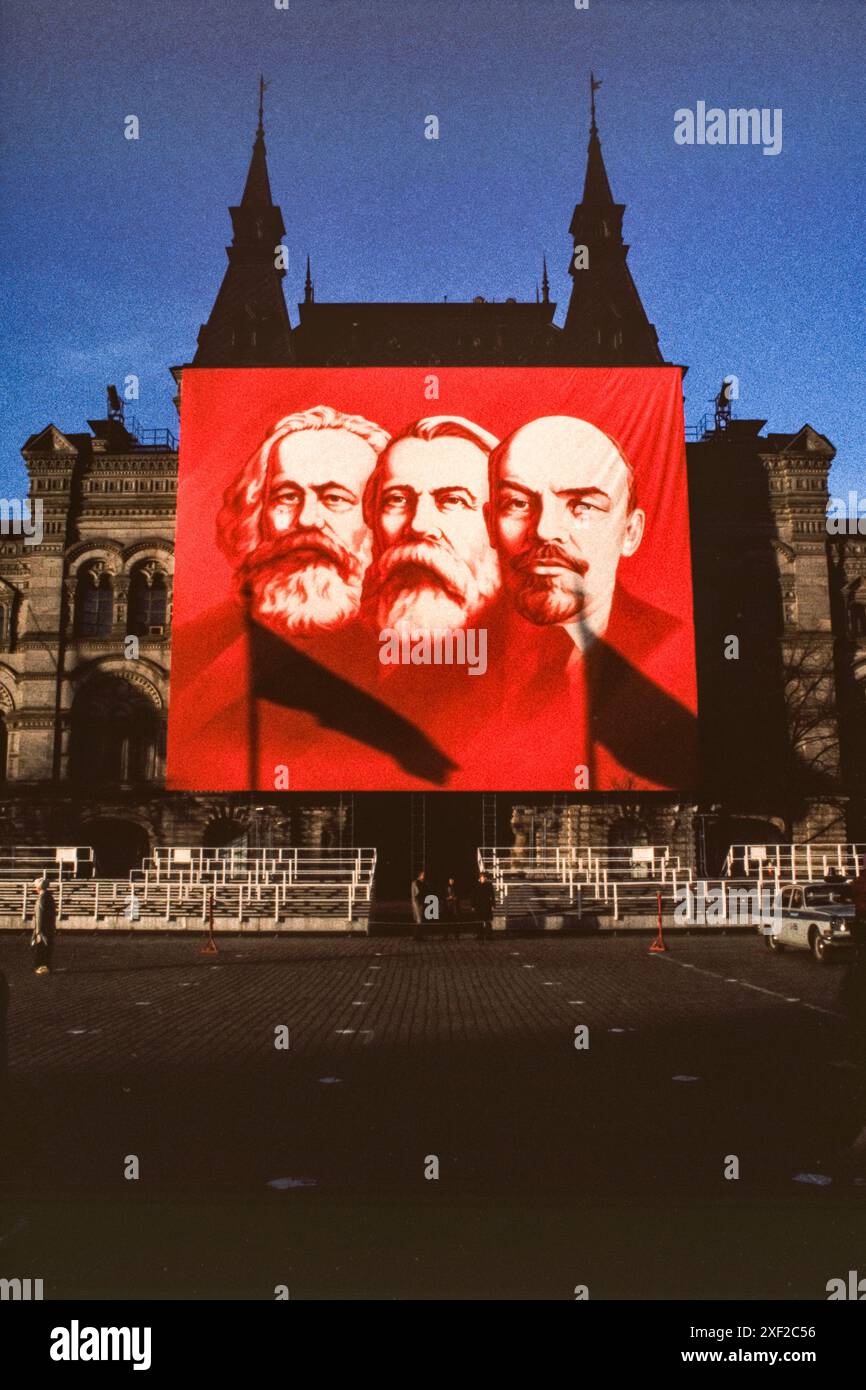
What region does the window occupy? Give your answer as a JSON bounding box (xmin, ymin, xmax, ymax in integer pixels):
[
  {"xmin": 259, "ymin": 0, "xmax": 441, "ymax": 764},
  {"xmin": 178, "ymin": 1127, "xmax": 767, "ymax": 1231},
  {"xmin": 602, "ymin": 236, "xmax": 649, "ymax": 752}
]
[
  {"xmin": 69, "ymin": 674, "xmax": 164, "ymax": 785},
  {"xmin": 805, "ymin": 889, "xmax": 844, "ymax": 907},
  {"xmin": 128, "ymin": 568, "xmax": 167, "ymax": 635},
  {"xmin": 75, "ymin": 570, "xmax": 113, "ymax": 638}
]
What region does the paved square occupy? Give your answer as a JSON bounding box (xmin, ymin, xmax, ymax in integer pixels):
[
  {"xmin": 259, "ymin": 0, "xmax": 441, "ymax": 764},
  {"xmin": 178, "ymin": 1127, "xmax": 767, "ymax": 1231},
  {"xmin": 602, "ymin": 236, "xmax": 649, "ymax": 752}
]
[{"xmin": 1, "ymin": 931, "xmax": 865, "ymax": 1298}]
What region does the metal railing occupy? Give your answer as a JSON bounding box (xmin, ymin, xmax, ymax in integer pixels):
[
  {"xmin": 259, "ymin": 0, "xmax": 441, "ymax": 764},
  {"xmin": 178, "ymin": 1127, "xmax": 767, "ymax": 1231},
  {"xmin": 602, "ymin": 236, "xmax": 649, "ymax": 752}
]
[
  {"xmin": 0, "ymin": 846, "xmax": 94, "ymax": 882},
  {"xmin": 0, "ymin": 877, "xmax": 373, "ymax": 927},
  {"xmin": 0, "ymin": 845, "xmax": 377, "ymax": 927},
  {"xmin": 722, "ymin": 843, "xmax": 865, "ymax": 883},
  {"xmin": 475, "ymin": 842, "xmax": 855, "ymax": 925},
  {"xmin": 478, "ymin": 844, "xmax": 682, "ymax": 887},
  {"xmin": 125, "ymin": 417, "xmax": 178, "ymax": 450}
]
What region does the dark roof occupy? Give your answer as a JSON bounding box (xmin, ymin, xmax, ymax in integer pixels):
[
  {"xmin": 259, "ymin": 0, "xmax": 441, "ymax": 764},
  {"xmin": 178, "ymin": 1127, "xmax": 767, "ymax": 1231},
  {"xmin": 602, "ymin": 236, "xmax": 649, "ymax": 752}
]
[
  {"xmin": 240, "ymin": 129, "xmax": 274, "ymax": 207},
  {"xmin": 582, "ymin": 125, "xmax": 615, "ymax": 204}
]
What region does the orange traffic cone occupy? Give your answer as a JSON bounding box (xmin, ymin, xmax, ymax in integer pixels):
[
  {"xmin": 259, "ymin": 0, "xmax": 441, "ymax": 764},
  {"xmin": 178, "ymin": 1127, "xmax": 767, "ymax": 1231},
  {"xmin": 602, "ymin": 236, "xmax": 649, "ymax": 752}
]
[
  {"xmin": 199, "ymin": 890, "xmax": 219, "ymax": 955},
  {"xmin": 649, "ymin": 891, "xmax": 667, "ymax": 953}
]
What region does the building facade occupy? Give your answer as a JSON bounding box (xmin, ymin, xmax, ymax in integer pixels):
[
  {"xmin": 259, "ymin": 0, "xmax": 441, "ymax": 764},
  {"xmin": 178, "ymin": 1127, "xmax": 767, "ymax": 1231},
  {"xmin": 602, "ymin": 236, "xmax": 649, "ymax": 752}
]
[{"xmin": 1, "ymin": 94, "xmax": 863, "ymax": 873}]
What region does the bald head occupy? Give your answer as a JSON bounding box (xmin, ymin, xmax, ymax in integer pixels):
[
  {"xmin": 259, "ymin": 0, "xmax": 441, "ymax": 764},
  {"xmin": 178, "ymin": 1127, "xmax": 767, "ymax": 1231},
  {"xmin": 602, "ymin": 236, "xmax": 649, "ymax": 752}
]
[{"xmin": 488, "ymin": 415, "xmax": 645, "ymax": 630}]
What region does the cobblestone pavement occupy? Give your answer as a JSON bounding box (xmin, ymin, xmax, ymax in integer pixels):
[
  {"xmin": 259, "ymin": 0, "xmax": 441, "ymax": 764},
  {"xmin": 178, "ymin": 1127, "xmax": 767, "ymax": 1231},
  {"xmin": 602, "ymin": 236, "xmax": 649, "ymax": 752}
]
[{"xmin": 1, "ymin": 931, "xmax": 864, "ymax": 1299}]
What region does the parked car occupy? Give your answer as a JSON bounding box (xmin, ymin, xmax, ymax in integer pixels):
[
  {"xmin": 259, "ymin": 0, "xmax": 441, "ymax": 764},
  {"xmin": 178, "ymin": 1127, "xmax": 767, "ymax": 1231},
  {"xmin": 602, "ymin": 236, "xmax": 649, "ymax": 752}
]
[{"xmin": 761, "ymin": 881, "xmax": 854, "ymax": 963}]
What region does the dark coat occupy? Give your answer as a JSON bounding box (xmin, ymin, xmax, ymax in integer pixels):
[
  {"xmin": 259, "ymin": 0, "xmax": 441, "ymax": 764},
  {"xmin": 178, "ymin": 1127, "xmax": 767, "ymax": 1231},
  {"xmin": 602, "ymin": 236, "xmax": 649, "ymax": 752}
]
[
  {"xmin": 471, "ymin": 881, "xmax": 496, "ymax": 919},
  {"xmin": 844, "ymin": 872, "xmax": 866, "ymax": 917},
  {"xmin": 411, "ymin": 877, "xmax": 426, "ymax": 924},
  {"xmin": 33, "ymin": 890, "xmax": 57, "ymax": 941}
]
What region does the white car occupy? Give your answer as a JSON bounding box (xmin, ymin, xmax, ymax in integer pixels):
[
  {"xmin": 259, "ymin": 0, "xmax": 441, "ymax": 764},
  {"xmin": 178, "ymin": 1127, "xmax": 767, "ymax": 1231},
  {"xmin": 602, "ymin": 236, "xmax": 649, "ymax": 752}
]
[{"xmin": 761, "ymin": 881, "xmax": 854, "ymax": 963}]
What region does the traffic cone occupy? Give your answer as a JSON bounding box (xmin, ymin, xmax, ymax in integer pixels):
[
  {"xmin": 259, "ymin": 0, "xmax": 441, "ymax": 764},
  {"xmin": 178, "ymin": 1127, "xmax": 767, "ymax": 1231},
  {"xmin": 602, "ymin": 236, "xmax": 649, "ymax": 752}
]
[
  {"xmin": 649, "ymin": 891, "xmax": 667, "ymax": 953},
  {"xmin": 199, "ymin": 889, "xmax": 219, "ymax": 955}
]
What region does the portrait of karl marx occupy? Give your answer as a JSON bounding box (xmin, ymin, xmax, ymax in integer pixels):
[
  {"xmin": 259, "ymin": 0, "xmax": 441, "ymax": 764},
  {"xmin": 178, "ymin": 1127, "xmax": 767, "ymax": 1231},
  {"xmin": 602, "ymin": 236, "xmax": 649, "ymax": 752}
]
[{"xmin": 217, "ymin": 404, "xmax": 391, "ymax": 640}]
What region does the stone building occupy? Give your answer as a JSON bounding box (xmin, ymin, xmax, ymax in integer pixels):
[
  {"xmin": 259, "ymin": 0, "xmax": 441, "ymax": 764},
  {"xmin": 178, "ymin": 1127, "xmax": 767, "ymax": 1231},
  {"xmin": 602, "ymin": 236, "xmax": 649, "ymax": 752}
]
[{"xmin": 0, "ymin": 91, "xmax": 862, "ymax": 875}]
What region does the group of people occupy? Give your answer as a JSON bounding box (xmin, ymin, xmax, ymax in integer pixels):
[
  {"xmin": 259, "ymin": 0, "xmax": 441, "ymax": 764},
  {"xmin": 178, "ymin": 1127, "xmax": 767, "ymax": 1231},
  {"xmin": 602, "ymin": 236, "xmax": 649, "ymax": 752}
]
[
  {"xmin": 410, "ymin": 869, "xmax": 497, "ymax": 941},
  {"xmin": 169, "ymin": 403, "xmax": 696, "ymax": 791}
]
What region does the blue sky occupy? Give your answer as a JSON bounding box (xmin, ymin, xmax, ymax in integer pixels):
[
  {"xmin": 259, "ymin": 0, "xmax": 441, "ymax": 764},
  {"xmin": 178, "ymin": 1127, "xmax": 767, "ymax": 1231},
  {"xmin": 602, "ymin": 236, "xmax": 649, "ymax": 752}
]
[{"xmin": 1, "ymin": 0, "xmax": 863, "ymax": 501}]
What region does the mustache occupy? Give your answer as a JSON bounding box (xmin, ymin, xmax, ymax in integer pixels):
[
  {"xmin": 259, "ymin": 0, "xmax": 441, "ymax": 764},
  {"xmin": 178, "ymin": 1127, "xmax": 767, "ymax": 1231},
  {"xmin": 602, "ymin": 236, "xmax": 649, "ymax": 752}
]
[
  {"xmin": 366, "ymin": 540, "xmax": 472, "ymax": 601},
  {"xmin": 241, "ymin": 529, "xmax": 363, "ymax": 584},
  {"xmin": 513, "ymin": 545, "xmax": 588, "ymax": 577}
]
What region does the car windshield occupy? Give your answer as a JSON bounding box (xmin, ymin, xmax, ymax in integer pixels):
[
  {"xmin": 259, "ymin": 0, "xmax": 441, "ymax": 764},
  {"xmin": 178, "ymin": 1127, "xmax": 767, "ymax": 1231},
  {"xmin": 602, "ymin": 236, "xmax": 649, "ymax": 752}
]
[{"xmin": 804, "ymin": 889, "xmax": 845, "ymax": 906}]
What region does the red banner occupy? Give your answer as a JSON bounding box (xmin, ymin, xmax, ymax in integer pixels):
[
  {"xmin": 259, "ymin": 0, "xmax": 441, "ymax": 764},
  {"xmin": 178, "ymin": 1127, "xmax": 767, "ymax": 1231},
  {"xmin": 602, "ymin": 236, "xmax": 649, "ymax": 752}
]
[{"xmin": 167, "ymin": 367, "xmax": 697, "ymax": 790}]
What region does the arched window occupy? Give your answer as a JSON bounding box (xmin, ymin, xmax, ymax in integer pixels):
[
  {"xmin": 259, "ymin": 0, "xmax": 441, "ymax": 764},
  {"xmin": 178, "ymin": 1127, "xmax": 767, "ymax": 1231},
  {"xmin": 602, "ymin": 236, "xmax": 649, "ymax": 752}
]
[
  {"xmin": 128, "ymin": 567, "xmax": 168, "ymax": 635},
  {"xmin": 69, "ymin": 674, "xmax": 164, "ymax": 784},
  {"xmin": 75, "ymin": 569, "xmax": 113, "ymax": 638}
]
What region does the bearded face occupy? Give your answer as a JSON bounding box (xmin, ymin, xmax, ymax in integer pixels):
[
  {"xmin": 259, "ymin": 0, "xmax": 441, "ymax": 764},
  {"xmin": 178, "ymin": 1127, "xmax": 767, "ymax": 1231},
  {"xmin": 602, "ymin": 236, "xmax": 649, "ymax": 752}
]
[
  {"xmin": 242, "ymin": 529, "xmax": 372, "ymax": 637},
  {"xmin": 364, "ymin": 434, "xmax": 500, "ymax": 631},
  {"xmin": 241, "ymin": 427, "xmax": 379, "ymax": 639},
  {"xmin": 364, "ymin": 536, "xmax": 500, "ymax": 631}
]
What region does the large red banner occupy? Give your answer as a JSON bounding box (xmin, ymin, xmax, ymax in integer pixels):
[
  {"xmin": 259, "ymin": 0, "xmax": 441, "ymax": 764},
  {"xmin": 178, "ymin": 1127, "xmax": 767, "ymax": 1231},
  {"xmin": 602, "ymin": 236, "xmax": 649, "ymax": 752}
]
[{"xmin": 167, "ymin": 367, "xmax": 697, "ymax": 791}]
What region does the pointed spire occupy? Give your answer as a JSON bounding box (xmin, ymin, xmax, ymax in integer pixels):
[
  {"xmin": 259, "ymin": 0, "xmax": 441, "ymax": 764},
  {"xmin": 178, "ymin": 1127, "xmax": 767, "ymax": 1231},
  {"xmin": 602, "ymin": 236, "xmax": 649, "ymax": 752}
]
[
  {"xmin": 541, "ymin": 254, "xmax": 550, "ymax": 304},
  {"xmin": 563, "ymin": 79, "xmax": 665, "ymax": 365},
  {"xmin": 583, "ymin": 73, "xmax": 614, "ymax": 204},
  {"xmin": 590, "ymin": 71, "xmax": 601, "ymax": 132},
  {"xmin": 241, "ymin": 77, "xmax": 274, "ymax": 206},
  {"xmin": 193, "ymin": 84, "xmax": 294, "ymax": 366},
  {"xmin": 304, "ymin": 254, "xmax": 314, "ymax": 305}
]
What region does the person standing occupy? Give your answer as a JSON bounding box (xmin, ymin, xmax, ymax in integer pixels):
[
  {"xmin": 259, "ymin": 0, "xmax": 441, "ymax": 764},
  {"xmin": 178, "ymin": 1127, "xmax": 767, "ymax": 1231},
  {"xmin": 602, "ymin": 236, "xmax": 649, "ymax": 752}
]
[
  {"xmin": 411, "ymin": 868, "xmax": 427, "ymax": 941},
  {"xmin": 31, "ymin": 876, "xmax": 57, "ymax": 975},
  {"xmin": 471, "ymin": 871, "xmax": 496, "ymax": 943},
  {"xmin": 844, "ymin": 855, "xmax": 866, "ymax": 944},
  {"xmin": 445, "ymin": 876, "xmax": 460, "ymax": 933},
  {"xmin": 837, "ymin": 857, "xmax": 866, "ymax": 1166},
  {"xmin": 838, "ymin": 858, "xmax": 866, "ymax": 1063}
]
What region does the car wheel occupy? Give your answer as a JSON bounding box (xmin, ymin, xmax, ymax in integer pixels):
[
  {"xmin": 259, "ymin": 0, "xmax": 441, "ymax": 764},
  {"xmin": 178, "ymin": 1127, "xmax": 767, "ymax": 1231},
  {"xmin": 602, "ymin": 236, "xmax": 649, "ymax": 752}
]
[
  {"xmin": 810, "ymin": 928, "xmax": 831, "ymax": 964},
  {"xmin": 767, "ymin": 933, "xmax": 785, "ymax": 952}
]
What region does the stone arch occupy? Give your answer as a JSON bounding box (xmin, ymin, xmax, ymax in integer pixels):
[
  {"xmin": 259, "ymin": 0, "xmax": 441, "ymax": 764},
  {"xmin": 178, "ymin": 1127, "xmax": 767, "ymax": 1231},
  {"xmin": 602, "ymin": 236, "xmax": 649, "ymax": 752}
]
[
  {"xmin": 66, "ymin": 541, "xmax": 123, "ymax": 577},
  {"xmin": 72, "ymin": 656, "xmax": 167, "ymax": 711},
  {"xmin": 122, "ymin": 538, "xmax": 175, "ymax": 570},
  {"xmin": 706, "ymin": 814, "xmax": 787, "ymax": 877},
  {"xmin": 0, "ymin": 667, "xmax": 17, "ymax": 712},
  {"xmin": 79, "ymin": 815, "xmax": 151, "ymax": 877},
  {"xmin": 202, "ymin": 811, "xmax": 250, "ymax": 850},
  {"xmin": 68, "ymin": 671, "xmax": 165, "ymax": 785}
]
